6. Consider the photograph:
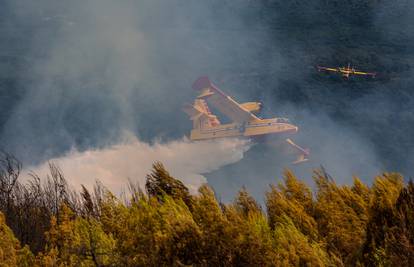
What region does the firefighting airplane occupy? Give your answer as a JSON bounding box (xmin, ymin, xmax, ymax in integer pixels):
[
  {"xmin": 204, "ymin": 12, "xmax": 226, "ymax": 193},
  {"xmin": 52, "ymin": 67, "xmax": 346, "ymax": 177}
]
[
  {"xmin": 317, "ymin": 63, "xmax": 376, "ymax": 78},
  {"xmin": 183, "ymin": 76, "xmax": 309, "ymax": 164}
]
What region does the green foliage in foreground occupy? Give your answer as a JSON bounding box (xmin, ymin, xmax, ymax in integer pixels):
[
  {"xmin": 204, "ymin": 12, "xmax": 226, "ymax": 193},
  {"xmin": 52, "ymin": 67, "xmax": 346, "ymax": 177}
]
[{"xmin": 1, "ymin": 157, "xmax": 414, "ymax": 266}]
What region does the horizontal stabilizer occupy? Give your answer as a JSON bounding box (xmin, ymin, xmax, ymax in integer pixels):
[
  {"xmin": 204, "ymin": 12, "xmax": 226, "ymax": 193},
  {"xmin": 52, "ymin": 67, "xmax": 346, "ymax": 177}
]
[
  {"xmin": 182, "ymin": 104, "xmax": 210, "ymax": 120},
  {"xmin": 182, "ymin": 103, "xmax": 202, "ymax": 118},
  {"xmin": 183, "ymin": 100, "xmax": 221, "ymax": 127}
]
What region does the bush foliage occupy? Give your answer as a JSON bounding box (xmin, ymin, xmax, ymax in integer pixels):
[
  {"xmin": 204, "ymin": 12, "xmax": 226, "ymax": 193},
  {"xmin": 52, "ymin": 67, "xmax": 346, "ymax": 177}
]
[{"xmin": 0, "ymin": 154, "xmax": 413, "ymax": 266}]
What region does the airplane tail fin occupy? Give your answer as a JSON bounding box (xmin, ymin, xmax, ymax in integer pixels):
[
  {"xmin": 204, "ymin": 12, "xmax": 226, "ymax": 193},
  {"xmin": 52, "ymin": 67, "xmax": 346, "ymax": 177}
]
[
  {"xmin": 192, "ymin": 76, "xmax": 212, "ymax": 91},
  {"xmin": 192, "ymin": 76, "xmax": 227, "ymax": 98}
]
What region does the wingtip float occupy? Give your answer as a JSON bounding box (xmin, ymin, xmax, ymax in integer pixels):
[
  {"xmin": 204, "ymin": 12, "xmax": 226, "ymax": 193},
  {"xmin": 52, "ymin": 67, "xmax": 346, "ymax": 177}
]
[{"xmin": 184, "ymin": 76, "xmax": 309, "ymax": 165}]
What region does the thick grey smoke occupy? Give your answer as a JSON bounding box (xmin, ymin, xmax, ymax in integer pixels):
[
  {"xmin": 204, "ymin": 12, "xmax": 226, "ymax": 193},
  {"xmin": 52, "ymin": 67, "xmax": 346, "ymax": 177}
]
[
  {"xmin": 1, "ymin": 0, "xmax": 263, "ymax": 161},
  {"xmin": 2, "ymin": 0, "xmax": 266, "ymax": 196},
  {"xmin": 372, "ymin": 0, "xmax": 414, "ymax": 175},
  {"xmin": 2, "ymin": 0, "xmax": 409, "ymax": 202}
]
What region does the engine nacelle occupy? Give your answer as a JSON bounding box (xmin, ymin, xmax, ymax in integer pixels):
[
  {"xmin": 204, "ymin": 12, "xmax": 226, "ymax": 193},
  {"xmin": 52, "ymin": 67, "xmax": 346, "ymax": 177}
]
[{"xmin": 240, "ymin": 102, "xmax": 262, "ymax": 113}]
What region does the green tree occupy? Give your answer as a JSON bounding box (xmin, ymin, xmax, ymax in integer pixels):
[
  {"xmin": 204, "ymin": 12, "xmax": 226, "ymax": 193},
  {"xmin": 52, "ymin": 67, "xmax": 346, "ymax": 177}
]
[
  {"xmin": 313, "ymin": 170, "xmax": 369, "ymax": 265},
  {"xmin": 234, "ymin": 186, "xmax": 262, "ymax": 217},
  {"xmin": 230, "ymin": 188, "xmax": 277, "ymax": 266},
  {"xmin": 145, "ymin": 162, "xmax": 193, "ymax": 209},
  {"xmin": 111, "ymin": 195, "xmax": 202, "ymax": 266},
  {"xmin": 0, "ymin": 211, "xmax": 34, "ymax": 267},
  {"xmin": 38, "ymin": 204, "xmax": 115, "ymax": 266},
  {"xmin": 273, "ymin": 216, "xmax": 333, "ymax": 267},
  {"xmin": 266, "ymin": 171, "xmax": 318, "ymax": 239},
  {"xmin": 360, "ymin": 173, "xmax": 408, "ymax": 266},
  {"xmin": 191, "ymin": 185, "xmax": 238, "ymax": 266}
]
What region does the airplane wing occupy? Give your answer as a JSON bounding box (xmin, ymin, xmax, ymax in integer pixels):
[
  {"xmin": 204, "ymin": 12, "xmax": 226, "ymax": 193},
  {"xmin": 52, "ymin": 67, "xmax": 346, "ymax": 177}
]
[
  {"xmin": 354, "ymin": 71, "xmax": 376, "ymax": 77},
  {"xmin": 318, "ymin": 66, "xmax": 339, "ymax": 72},
  {"xmin": 192, "ymin": 76, "xmax": 259, "ymax": 123}
]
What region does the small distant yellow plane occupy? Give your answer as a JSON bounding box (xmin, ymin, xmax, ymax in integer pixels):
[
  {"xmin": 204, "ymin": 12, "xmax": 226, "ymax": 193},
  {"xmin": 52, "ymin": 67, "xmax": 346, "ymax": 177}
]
[
  {"xmin": 317, "ymin": 63, "xmax": 376, "ymax": 78},
  {"xmin": 183, "ymin": 76, "xmax": 309, "ymax": 164}
]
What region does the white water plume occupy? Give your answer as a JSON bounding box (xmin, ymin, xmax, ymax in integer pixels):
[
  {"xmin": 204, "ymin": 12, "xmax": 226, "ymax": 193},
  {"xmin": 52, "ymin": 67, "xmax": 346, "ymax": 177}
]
[{"xmin": 24, "ymin": 136, "xmax": 251, "ymax": 194}]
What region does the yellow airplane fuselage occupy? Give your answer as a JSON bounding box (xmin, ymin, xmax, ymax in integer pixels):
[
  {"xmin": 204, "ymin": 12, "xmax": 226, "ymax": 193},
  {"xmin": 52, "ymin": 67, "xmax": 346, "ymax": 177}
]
[{"xmin": 189, "ymin": 118, "xmax": 298, "ymax": 141}]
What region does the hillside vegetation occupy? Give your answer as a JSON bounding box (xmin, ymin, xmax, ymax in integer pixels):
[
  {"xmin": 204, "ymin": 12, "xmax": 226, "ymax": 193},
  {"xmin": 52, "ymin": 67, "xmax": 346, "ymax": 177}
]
[{"xmin": 0, "ymin": 153, "xmax": 413, "ymax": 266}]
